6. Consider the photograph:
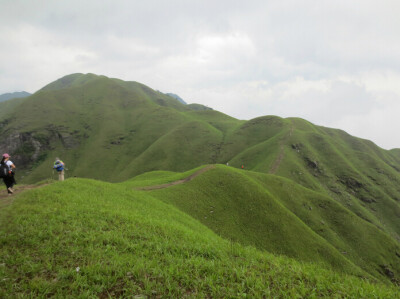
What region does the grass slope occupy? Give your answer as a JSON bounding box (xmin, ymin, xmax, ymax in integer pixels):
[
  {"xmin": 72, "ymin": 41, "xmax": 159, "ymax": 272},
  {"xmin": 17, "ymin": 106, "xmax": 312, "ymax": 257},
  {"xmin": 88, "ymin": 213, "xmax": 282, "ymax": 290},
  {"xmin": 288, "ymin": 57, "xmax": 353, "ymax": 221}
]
[
  {"xmin": 1, "ymin": 73, "xmax": 239, "ymax": 183},
  {"xmin": 218, "ymin": 116, "xmax": 400, "ymax": 249},
  {"xmin": 1, "ymin": 179, "xmax": 399, "ymax": 297},
  {"xmin": 0, "ymin": 96, "xmax": 29, "ymax": 120},
  {"xmin": 129, "ymin": 165, "xmax": 400, "ymax": 284},
  {"xmin": 0, "ymin": 73, "xmax": 399, "ymax": 288}
]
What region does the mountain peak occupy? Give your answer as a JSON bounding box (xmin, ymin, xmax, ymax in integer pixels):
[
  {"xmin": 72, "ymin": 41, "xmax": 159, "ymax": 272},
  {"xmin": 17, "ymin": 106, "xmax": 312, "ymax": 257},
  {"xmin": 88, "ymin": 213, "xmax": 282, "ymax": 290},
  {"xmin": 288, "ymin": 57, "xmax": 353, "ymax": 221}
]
[{"xmin": 39, "ymin": 73, "xmax": 107, "ymax": 92}]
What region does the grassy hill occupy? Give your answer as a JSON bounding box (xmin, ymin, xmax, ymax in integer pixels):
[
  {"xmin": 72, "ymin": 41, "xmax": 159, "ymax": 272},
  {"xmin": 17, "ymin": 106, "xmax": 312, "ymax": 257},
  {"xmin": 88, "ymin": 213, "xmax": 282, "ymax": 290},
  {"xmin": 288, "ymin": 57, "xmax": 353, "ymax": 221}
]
[
  {"xmin": 128, "ymin": 165, "xmax": 400, "ymax": 284},
  {"xmin": 0, "ymin": 179, "xmax": 399, "ymax": 297},
  {"xmin": 0, "ymin": 73, "xmax": 399, "ymax": 289},
  {"xmin": 0, "ymin": 73, "xmax": 239, "ymax": 182}
]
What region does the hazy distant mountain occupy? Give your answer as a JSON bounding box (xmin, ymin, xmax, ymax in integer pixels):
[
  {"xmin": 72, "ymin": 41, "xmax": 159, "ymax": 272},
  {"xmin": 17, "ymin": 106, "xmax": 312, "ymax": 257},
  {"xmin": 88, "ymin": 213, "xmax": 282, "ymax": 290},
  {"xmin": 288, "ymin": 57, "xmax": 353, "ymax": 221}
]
[
  {"xmin": 166, "ymin": 93, "xmax": 212, "ymax": 110},
  {"xmin": 166, "ymin": 93, "xmax": 187, "ymax": 104},
  {"xmin": 0, "ymin": 91, "xmax": 31, "ymax": 102}
]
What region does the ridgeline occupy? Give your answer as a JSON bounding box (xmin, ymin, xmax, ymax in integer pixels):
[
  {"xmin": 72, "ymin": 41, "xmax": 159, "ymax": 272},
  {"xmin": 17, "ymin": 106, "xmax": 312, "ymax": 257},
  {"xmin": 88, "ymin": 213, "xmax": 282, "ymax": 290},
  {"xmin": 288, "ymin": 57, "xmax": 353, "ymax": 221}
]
[{"xmin": 0, "ymin": 73, "xmax": 399, "ymax": 296}]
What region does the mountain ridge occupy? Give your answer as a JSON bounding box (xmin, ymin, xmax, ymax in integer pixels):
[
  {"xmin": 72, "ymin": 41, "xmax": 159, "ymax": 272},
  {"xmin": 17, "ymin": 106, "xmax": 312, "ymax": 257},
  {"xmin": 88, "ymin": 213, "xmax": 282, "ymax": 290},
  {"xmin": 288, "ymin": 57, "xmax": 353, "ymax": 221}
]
[
  {"xmin": 0, "ymin": 73, "xmax": 399, "ymax": 285},
  {"xmin": 0, "ymin": 91, "xmax": 31, "ymax": 102}
]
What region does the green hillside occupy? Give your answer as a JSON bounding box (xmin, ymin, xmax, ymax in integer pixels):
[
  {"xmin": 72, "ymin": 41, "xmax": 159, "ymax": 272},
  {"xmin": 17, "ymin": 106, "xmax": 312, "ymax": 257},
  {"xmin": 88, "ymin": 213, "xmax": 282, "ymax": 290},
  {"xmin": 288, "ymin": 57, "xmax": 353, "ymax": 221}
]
[
  {"xmin": 128, "ymin": 165, "xmax": 400, "ymax": 283},
  {"xmin": 224, "ymin": 117, "xmax": 400, "ymax": 243},
  {"xmin": 0, "ymin": 73, "xmax": 239, "ymax": 182},
  {"xmin": 1, "ymin": 180, "xmax": 399, "ymax": 297},
  {"xmin": 0, "ymin": 73, "xmax": 399, "ymax": 289}
]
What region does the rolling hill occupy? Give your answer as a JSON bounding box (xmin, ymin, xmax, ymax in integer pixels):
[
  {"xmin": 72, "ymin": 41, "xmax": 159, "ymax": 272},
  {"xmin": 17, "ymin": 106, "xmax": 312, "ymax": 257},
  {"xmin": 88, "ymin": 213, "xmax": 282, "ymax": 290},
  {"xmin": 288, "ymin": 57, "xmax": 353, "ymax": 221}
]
[
  {"xmin": 0, "ymin": 73, "xmax": 399, "ymax": 289},
  {"xmin": 127, "ymin": 165, "xmax": 400, "ymax": 283},
  {"xmin": 0, "ymin": 73, "xmax": 239, "ymax": 182},
  {"xmin": 0, "ymin": 179, "xmax": 399, "ymax": 297}
]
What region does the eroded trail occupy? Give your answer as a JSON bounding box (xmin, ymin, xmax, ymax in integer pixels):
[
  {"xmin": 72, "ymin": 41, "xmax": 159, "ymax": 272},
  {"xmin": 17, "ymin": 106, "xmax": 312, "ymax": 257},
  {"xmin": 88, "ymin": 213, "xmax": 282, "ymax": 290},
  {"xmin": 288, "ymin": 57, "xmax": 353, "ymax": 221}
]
[
  {"xmin": 137, "ymin": 165, "xmax": 216, "ymax": 191},
  {"xmin": 269, "ymin": 123, "xmax": 294, "ymax": 174},
  {"xmin": 0, "ymin": 184, "xmax": 48, "ymax": 210}
]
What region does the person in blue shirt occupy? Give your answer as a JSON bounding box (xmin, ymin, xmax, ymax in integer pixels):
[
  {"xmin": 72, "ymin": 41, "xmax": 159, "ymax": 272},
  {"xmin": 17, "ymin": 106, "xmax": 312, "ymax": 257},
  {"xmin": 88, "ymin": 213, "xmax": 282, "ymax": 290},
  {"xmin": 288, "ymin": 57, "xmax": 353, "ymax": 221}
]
[{"xmin": 53, "ymin": 158, "xmax": 65, "ymax": 181}]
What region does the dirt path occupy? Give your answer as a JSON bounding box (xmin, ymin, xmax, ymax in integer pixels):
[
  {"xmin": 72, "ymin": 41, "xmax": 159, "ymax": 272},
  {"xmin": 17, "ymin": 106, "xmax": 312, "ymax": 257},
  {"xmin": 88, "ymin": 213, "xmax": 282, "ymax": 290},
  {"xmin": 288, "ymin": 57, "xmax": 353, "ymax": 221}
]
[
  {"xmin": 269, "ymin": 123, "xmax": 294, "ymax": 174},
  {"xmin": 137, "ymin": 165, "xmax": 216, "ymax": 191},
  {"xmin": 1, "ymin": 165, "xmax": 216, "ymax": 206},
  {"xmin": 0, "ymin": 184, "xmax": 47, "ymax": 210},
  {"xmin": 1, "ymin": 166, "xmax": 216, "ymax": 206}
]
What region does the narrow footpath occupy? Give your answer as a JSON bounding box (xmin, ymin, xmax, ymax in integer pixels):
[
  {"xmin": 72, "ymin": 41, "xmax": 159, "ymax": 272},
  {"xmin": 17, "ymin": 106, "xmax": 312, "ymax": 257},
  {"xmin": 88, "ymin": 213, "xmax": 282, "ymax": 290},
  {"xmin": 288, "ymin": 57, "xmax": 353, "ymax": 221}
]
[
  {"xmin": 1, "ymin": 165, "xmax": 216, "ymax": 208},
  {"xmin": 269, "ymin": 123, "xmax": 294, "ymax": 174},
  {"xmin": 0, "ymin": 185, "xmax": 47, "ymax": 210},
  {"xmin": 137, "ymin": 165, "xmax": 216, "ymax": 191}
]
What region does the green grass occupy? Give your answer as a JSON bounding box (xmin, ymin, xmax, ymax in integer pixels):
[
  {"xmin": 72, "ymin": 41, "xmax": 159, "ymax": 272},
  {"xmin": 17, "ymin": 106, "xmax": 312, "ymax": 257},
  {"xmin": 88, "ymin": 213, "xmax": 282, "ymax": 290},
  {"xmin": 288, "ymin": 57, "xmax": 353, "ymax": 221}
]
[
  {"xmin": 124, "ymin": 165, "xmax": 206, "ymax": 188},
  {"xmin": 141, "ymin": 165, "xmax": 400, "ymax": 283},
  {"xmin": 1, "ymin": 74, "xmax": 239, "ymax": 183},
  {"xmin": 0, "ymin": 73, "xmax": 399, "ymax": 292},
  {"xmin": 0, "ymin": 96, "xmax": 28, "ymax": 120},
  {"xmin": 1, "ymin": 179, "xmax": 399, "ymax": 297}
]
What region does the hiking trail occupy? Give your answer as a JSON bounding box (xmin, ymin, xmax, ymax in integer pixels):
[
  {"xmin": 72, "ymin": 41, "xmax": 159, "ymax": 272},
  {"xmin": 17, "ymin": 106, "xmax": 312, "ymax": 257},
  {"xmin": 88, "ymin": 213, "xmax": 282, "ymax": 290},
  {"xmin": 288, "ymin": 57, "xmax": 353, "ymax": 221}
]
[
  {"xmin": 269, "ymin": 123, "xmax": 294, "ymax": 174},
  {"xmin": 0, "ymin": 184, "xmax": 48, "ymax": 210},
  {"xmin": 137, "ymin": 165, "xmax": 216, "ymax": 191}
]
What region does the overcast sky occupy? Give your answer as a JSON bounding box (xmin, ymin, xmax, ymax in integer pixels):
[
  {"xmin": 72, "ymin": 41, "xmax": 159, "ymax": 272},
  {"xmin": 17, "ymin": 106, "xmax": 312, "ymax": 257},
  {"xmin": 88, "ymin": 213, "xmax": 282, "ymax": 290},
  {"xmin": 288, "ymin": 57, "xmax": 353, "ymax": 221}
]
[{"xmin": 1, "ymin": 1, "xmax": 400, "ymax": 149}]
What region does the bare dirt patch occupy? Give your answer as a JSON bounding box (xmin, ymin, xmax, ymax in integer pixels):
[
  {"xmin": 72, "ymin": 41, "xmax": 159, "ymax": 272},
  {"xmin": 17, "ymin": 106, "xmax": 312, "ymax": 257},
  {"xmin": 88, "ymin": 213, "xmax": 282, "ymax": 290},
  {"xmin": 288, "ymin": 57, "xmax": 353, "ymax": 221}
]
[{"xmin": 0, "ymin": 184, "xmax": 48, "ymax": 209}]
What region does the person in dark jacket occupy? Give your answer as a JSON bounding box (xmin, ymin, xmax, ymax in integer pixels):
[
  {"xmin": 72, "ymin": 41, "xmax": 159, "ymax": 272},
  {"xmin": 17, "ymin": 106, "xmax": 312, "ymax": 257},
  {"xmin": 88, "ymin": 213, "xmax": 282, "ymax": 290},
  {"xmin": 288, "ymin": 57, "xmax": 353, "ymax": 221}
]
[{"xmin": 1, "ymin": 153, "xmax": 16, "ymax": 194}]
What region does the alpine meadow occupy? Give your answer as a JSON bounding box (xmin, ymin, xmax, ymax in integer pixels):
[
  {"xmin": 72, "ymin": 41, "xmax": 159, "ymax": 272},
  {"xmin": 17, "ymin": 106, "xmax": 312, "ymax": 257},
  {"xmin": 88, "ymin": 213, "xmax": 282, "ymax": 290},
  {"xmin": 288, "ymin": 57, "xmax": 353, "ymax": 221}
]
[{"xmin": 0, "ymin": 73, "xmax": 399, "ymax": 297}]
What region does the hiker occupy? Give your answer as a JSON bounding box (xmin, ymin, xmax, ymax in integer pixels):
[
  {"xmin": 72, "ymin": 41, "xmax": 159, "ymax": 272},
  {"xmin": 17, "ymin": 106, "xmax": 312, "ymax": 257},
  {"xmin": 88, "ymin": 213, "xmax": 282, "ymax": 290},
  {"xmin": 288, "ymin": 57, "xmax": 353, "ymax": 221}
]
[
  {"xmin": 53, "ymin": 158, "xmax": 65, "ymax": 181},
  {"xmin": 1, "ymin": 153, "xmax": 16, "ymax": 194}
]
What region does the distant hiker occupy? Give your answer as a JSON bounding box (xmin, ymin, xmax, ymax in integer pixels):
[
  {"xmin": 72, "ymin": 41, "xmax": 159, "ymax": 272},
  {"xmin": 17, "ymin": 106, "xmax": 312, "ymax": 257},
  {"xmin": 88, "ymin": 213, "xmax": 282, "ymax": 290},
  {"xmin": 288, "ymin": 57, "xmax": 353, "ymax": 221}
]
[
  {"xmin": 53, "ymin": 158, "xmax": 65, "ymax": 181},
  {"xmin": 241, "ymin": 165, "xmax": 244, "ymax": 169},
  {"xmin": 1, "ymin": 153, "xmax": 16, "ymax": 194}
]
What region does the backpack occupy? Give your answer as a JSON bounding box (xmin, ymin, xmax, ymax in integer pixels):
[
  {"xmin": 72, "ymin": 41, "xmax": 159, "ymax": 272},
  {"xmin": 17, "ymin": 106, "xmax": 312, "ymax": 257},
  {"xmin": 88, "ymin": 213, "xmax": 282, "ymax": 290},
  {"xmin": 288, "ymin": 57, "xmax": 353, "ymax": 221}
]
[
  {"xmin": 0, "ymin": 161, "xmax": 10, "ymax": 178},
  {"xmin": 54, "ymin": 160, "xmax": 64, "ymax": 171}
]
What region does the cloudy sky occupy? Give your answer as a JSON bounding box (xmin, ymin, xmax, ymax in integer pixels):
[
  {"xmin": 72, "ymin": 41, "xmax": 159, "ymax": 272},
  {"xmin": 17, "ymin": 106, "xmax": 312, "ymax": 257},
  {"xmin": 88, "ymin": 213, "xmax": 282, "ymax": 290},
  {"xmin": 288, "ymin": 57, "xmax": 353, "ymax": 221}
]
[{"xmin": 1, "ymin": 1, "xmax": 400, "ymax": 149}]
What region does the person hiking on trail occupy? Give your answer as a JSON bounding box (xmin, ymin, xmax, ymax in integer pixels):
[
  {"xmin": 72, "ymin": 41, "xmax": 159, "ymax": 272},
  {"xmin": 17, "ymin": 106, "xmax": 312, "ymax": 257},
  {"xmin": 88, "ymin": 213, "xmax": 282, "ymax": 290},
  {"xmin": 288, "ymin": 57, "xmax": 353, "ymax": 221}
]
[
  {"xmin": 53, "ymin": 158, "xmax": 65, "ymax": 181},
  {"xmin": 1, "ymin": 153, "xmax": 16, "ymax": 194}
]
